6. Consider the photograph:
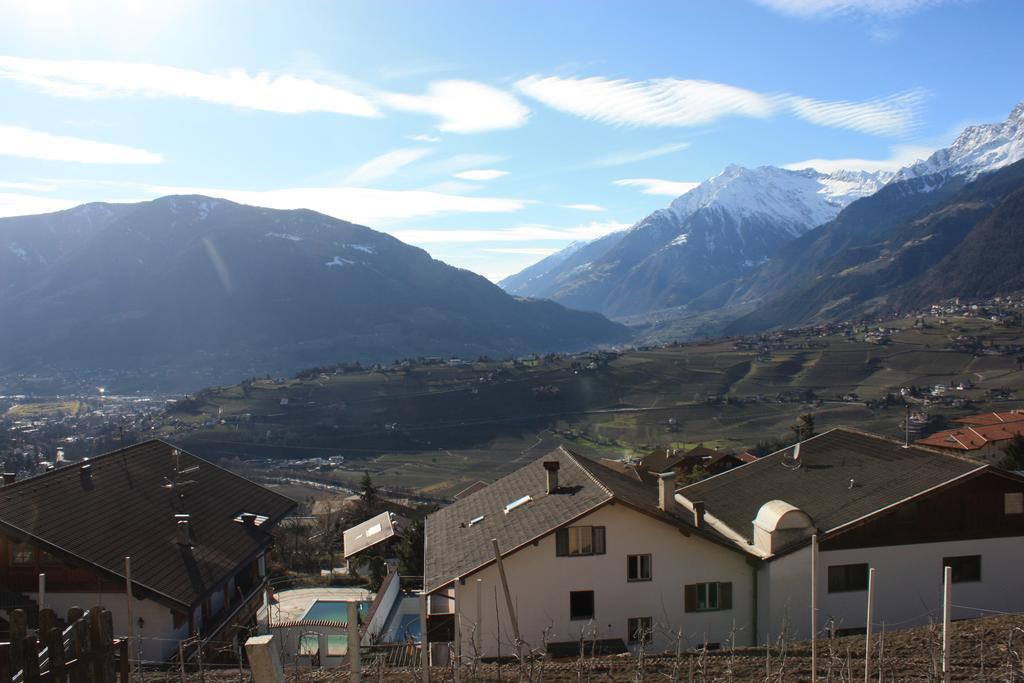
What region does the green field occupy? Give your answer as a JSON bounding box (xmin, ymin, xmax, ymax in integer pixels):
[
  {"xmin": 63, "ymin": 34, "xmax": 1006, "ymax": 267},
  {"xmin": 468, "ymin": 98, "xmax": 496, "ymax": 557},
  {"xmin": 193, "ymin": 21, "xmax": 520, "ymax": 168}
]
[{"xmin": 163, "ymin": 316, "xmax": 1024, "ymax": 497}]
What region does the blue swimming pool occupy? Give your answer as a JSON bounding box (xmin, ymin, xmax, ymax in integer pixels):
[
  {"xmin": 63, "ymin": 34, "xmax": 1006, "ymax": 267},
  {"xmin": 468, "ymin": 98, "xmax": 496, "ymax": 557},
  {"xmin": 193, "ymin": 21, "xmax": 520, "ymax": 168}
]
[{"xmin": 302, "ymin": 599, "xmax": 372, "ymax": 624}]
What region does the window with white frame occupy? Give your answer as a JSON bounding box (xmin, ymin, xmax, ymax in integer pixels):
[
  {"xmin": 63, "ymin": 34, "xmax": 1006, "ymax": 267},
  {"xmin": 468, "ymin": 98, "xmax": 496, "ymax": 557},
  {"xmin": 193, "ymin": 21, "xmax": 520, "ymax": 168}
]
[
  {"xmin": 555, "ymin": 526, "xmax": 606, "ymax": 556},
  {"xmin": 627, "ymin": 616, "xmax": 653, "ymax": 643},
  {"xmin": 627, "ymin": 554, "xmax": 652, "ymax": 581}
]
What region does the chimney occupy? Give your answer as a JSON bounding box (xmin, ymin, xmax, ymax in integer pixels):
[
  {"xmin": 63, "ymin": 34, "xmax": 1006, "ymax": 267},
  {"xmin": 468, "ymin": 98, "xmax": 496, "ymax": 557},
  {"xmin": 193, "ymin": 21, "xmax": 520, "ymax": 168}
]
[
  {"xmin": 241, "ymin": 512, "xmax": 257, "ymax": 527},
  {"xmin": 175, "ymin": 513, "xmax": 194, "ymax": 547},
  {"xmin": 2, "ymin": 472, "xmax": 15, "ymax": 486},
  {"xmin": 658, "ymin": 471, "xmax": 678, "ymax": 514},
  {"xmin": 543, "ymin": 461, "xmax": 560, "ymax": 494},
  {"xmin": 692, "ymin": 501, "xmax": 706, "ymax": 530},
  {"xmin": 80, "ymin": 462, "xmax": 92, "ymax": 479}
]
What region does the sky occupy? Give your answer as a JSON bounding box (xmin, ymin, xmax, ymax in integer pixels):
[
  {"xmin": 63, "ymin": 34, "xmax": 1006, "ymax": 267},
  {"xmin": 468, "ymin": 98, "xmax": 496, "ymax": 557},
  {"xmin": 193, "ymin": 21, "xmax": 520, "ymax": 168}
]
[{"xmin": 0, "ymin": 0, "xmax": 1022, "ymax": 282}]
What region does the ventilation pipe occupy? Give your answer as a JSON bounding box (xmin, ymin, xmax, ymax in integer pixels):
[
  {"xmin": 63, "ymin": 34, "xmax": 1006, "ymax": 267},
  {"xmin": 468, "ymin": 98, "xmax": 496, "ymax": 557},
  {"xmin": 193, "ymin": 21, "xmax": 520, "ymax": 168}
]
[
  {"xmin": 175, "ymin": 513, "xmax": 194, "ymax": 547},
  {"xmin": 658, "ymin": 471, "xmax": 678, "ymax": 514},
  {"xmin": 543, "ymin": 461, "xmax": 560, "ymax": 494},
  {"xmin": 2, "ymin": 472, "xmax": 15, "ymax": 486},
  {"xmin": 241, "ymin": 512, "xmax": 257, "ymax": 527}
]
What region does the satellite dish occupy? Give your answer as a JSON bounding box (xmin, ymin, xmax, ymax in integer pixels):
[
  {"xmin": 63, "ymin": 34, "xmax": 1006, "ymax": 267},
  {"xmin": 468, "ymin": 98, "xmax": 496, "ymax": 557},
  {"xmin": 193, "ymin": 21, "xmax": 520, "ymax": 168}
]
[{"xmin": 781, "ymin": 442, "xmax": 802, "ymax": 471}]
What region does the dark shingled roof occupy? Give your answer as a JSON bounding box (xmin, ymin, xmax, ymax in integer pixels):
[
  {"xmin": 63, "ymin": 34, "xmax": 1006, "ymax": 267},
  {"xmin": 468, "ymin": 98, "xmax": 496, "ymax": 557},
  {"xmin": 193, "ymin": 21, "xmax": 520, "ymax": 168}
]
[
  {"xmin": 679, "ymin": 427, "xmax": 984, "ymax": 546},
  {"xmin": 424, "ymin": 446, "xmax": 730, "ymax": 593},
  {"xmin": 0, "ymin": 439, "xmax": 296, "ymax": 609}
]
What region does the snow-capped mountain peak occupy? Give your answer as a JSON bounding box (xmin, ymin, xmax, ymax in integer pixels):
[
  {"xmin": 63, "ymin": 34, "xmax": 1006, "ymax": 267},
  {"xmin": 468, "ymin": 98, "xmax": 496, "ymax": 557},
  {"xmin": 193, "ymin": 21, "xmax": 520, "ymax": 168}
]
[{"xmin": 893, "ymin": 99, "xmax": 1024, "ymax": 185}]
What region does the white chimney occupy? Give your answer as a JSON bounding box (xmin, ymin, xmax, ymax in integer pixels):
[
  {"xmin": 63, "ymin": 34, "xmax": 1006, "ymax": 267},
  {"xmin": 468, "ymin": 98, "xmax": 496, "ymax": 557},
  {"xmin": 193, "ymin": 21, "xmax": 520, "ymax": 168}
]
[
  {"xmin": 658, "ymin": 472, "xmax": 678, "ymax": 513},
  {"xmin": 543, "ymin": 461, "xmax": 560, "ymax": 494}
]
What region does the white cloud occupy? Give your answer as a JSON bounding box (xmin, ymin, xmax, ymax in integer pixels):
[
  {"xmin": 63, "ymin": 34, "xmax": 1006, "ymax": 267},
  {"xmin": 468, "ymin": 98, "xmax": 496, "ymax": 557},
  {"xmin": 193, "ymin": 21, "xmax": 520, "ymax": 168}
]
[
  {"xmin": 481, "ymin": 247, "xmax": 563, "ymax": 256},
  {"xmin": 407, "ymin": 133, "xmax": 441, "ymax": 143},
  {"xmin": 0, "ymin": 180, "xmax": 55, "ymax": 191},
  {"xmin": 783, "ymin": 143, "xmax": 934, "ymax": 173},
  {"xmin": 613, "ymin": 178, "xmax": 701, "ymax": 197},
  {"xmin": 517, "ymin": 75, "xmax": 927, "ymax": 137},
  {"xmin": 144, "ymin": 184, "xmax": 527, "ymax": 225},
  {"xmin": 420, "ymin": 153, "xmax": 505, "ymax": 176},
  {"xmin": 592, "ymin": 141, "xmax": 691, "ymax": 167},
  {"xmin": 751, "ymin": 0, "xmax": 956, "ymax": 18},
  {"xmin": 0, "ymin": 124, "xmax": 163, "ymax": 164},
  {"xmin": 381, "ymin": 80, "xmax": 530, "ymax": 133},
  {"xmin": 0, "ymin": 55, "xmax": 380, "ymax": 117},
  {"xmin": 391, "ymin": 221, "xmax": 629, "ymax": 244},
  {"xmin": 562, "ymin": 203, "xmax": 607, "ymax": 212},
  {"xmin": 453, "ymin": 169, "xmax": 508, "ymax": 181},
  {"xmin": 0, "ymin": 192, "xmax": 80, "ymax": 217},
  {"xmin": 345, "ymin": 147, "xmax": 433, "ymax": 185}
]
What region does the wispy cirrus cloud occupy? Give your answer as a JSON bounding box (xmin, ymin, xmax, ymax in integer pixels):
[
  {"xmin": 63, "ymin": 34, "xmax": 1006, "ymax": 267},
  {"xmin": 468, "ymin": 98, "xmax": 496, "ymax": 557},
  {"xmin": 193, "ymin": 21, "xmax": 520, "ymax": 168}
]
[
  {"xmin": 453, "ymin": 169, "xmax": 508, "ymax": 181},
  {"xmin": 345, "ymin": 147, "xmax": 433, "ymax": 185},
  {"xmin": 783, "ymin": 143, "xmax": 934, "ymax": 173},
  {"xmin": 0, "ymin": 193, "xmax": 80, "ymax": 217},
  {"xmin": 391, "ymin": 220, "xmax": 628, "ymax": 244},
  {"xmin": 144, "ymin": 184, "xmax": 528, "ymax": 225},
  {"xmin": 407, "ymin": 133, "xmax": 441, "ymax": 143},
  {"xmin": 0, "ymin": 124, "xmax": 163, "ymax": 164},
  {"xmin": 613, "ymin": 178, "xmax": 701, "ymax": 196},
  {"xmin": 592, "ymin": 141, "xmax": 692, "ymax": 167},
  {"xmin": 516, "ymin": 75, "xmax": 928, "ymax": 137},
  {"xmin": 481, "ymin": 247, "xmax": 563, "ymax": 256},
  {"xmin": 380, "ymin": 80, "xmax": 530, "ymax": 133},
  {"xmin": 751, "ymin": 0, "xmax": 959, "ymax": 18},
  {"xmin": 0, "ymin": 56, "xmax": 381, "ymax": 117},
  {"xmin": 562, "ymin": 203, "xmax": 607, "ymax": 212},
  {"xmin": 0, "ymin": 180, "xmax": 56, "ymax": 191}
]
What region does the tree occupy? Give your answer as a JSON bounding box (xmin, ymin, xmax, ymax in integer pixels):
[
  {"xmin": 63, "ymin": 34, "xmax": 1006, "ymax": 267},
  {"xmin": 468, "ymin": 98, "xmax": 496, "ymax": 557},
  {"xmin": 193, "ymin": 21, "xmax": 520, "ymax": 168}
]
[
  {"xmin": 358, "ymin": 471, "xmax": 380, "ymax": 517},
  {"xmin": 998, "ymin": 434, "xmax": 1024, "ymax": 471},
  {"xmin": 790, "ymin": 413, "xmax": 816, "ymax": 442},
  {"xmin": 397, "ymin": 519, "xmax": 425, "ymax": 576}
]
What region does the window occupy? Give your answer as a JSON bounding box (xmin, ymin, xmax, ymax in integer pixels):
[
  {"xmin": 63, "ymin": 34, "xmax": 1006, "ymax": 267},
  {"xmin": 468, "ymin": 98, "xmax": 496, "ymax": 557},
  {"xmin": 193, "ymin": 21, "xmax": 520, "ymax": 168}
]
[
  {"xmin": 555, "ymin": 526, "xmax": 606, "ymax": 556},
  {"xmin": 627, "ymin": 616, "xmax": 653, "ymax": 644},
  {"xmin": 627, "ymin": 554, "xmax": 652, "ymax": 582},
  {"xmin": 10, "ymin": 544, "xmax": 34, "ymax": 565},
  {"xmin": 684, "ymin": 582, "xmax": 732, "ymax": 612},
  {"xmin": 943, "ymin": 555, "xmax": 981, "ymax": 583},
  {"xmin": 40, "ymin": 551, "xmax": 62, "ymax": 566},
  {"xmin": 828, "ymin": 563, "xmax": 869, "ymax": 593},
  {"xmin": 326, "ymin": 635, "xmax": 348, "ymax": 656},
  {"xmin": 1006, "ymin": 492, "xmax": 1024, "ymax": 514},
  {"xmin": 570, "ymin": 590, "xmax": 595, "ymax": 621}
]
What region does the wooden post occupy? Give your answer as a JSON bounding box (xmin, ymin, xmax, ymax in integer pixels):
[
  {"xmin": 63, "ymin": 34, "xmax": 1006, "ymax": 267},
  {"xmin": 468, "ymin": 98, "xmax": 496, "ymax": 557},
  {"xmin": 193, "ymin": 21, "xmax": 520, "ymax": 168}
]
[
  {"xmin": 10, "ymin": 609, "xmax": 27, "ymax": 676},
  {"xmin": 810, "ymin": 534, "xmax": 818, "ymax": 683},
  {"xmin": 347, "ymin": 601, "xmax": 361, "ymax": 683},
  {"xmin": 124, "ymin": 558, "xmax": 138, "ymax": 683},
  {"xmin": 90, "ymin": 607, "xmax": 113, "ymax": 683},
  {"xmin": 942, "ymin": 565, "xmax": 952, "ymax": 683},
  {"xmin": 38, "ymin": 609, "xmax": 55, "ymax": 640},
  {"xmin": 0, "ymin": 642, "xmax": 11, "ymax": 683},
  {"xmin": 38, "ymin": 574, "xmax": 46, "ymax": 613},
  {"xmin": 177, "ymin": 642, "xmax": 186, "ymax": 683},
  {"xmin": 118, "ymin": 641, "xmax": 129, "ymax": 683},
  {"xmin": 22, "ymin": 636, "xmax": 39, "ymax": 683},
  {"xmin": 453, "ymin": 579, "xmax": 461, "ymax": 683},
  {"xmin": 490, "ymin": 539, "xmax": 522, "ymax": 661},
  {"xmin": 419, "ymin": 593, "xmax": 430, "ymax": 683},
  {"xmin": 48, "ymin": 626, "xmax": 67, "ymax": 683},
  {"xmin": 864, "ymin": 568, "xmax": 875, "ymax": 683}
]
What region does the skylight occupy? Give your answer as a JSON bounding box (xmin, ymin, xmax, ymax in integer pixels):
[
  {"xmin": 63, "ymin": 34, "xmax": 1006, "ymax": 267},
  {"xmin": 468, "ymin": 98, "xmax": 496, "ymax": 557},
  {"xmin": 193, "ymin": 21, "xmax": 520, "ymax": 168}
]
[
  {"xmin": 233, "ymin": 512, "xmax": 269, "ymax": 526},
  {"xmin": 467, "ymin": 515, "xmax": 485, "ymax": 527},
  {"xmin": 504, "ymin": 495, "xmax": 532, "ymax": 514}
]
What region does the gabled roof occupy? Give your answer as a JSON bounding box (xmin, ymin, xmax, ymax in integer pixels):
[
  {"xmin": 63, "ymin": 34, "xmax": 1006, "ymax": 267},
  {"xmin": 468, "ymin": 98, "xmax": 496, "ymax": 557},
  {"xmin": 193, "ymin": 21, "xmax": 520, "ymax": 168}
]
[
  {"xmin": 596, "ymin": 458, "xmax": 658, "ymax": 485},
  {"xmin": 679, "ymin": 427, "xmax": 985, "ymax": 553},
  {"xmin": 916, "ymin": 421, "xmax": 1024, "ymax": 451},
  {"xmin": 0, "ymin": 440, "xmax": 296, "ymax": 609},
  {"xmin": 951, "ymin": 410, "xmax": 1024, "ymax": 426},
  {"xmin": 423, "ymin": 446, "xmax": 726, "ymax": 594}
]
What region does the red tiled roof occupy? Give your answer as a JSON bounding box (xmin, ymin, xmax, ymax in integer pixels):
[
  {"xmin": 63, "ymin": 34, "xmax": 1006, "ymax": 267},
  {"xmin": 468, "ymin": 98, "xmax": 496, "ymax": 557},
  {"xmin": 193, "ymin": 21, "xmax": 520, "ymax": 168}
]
[
  {"xmin": 951, "ymin": 410, "xmax": 1024, "ymax": 426},
  {"xmin": 916, "ymin": 421, "xmax": 1024, "ymax": 451}
]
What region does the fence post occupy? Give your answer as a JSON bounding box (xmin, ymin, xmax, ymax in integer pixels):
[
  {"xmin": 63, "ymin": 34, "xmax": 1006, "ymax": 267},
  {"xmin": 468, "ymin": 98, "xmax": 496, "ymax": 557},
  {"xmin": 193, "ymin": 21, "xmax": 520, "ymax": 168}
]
[
  {"xmin": 118, "ymin": 641, "xmax": 128, "ymax": 683},
  {"xmin": 0, "ymin": 642, "xmax": 11, "ymax": 683},
  {"xmin": 22, "ymin": 636, "xmax": 39, "ymax": 683},
  {"xmin": 243, "ymin": 635, "xmax": 284, "ymax": 683},
  {"xmin": 38, "ymin": 609, "xmax": 55, "ymax": 640},
  {"xmin": 810, "ymin": 534, "xmax": 818, "ymax": 683},
  {"xmin": 10, "ymin": 610, "xmax": 27, "ymax": 676},
  {"xmin": 420, "ymin": 593, "xmax": 430, "ymax": 683},
  {"xmin": 49, "ymin": 626, "xmax": 67, "ymax": 683},
  {"xmin": 347, "ymin": 601, "xmax": 361, "ymax": 683},
  {"xmin": 942, "ymin": 565, "xmax": 952, "ymax": 683},
  {"xmin": 864, "ymin": 568, "xmax": 875, "ymax": 683},
  {"xmin": 89, "ymin": 607, "xmax": 112, "ymax": 683}
]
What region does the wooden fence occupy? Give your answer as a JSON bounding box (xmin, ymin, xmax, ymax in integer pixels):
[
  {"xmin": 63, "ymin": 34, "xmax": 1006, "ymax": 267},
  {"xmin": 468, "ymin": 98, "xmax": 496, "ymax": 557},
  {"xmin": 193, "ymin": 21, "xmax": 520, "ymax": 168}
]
[{"xmin": 0, "ymin": 607, "xmax": 128, "ymax": 683}]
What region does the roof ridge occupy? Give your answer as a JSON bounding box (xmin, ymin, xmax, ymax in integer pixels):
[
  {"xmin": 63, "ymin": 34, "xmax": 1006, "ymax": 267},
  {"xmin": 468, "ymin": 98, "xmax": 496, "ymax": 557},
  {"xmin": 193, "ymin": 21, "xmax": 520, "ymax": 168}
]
[{"xmin": 559, "ymin": 446, "xmax": 614, "ymax": 498}]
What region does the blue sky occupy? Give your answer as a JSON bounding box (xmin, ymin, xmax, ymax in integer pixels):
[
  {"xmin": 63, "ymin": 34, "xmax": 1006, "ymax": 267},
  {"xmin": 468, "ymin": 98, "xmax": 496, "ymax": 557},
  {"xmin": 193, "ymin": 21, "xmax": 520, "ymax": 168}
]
[{"xmin": 0, "ymin": 0, "xmax": 1021, "ymax": 281}]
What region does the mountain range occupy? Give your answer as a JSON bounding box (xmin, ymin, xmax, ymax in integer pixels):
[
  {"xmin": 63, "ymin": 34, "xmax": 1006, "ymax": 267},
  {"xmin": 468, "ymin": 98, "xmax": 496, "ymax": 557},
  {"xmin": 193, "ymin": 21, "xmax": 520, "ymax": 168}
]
[
  {"xmin": 0, "ymin": 197, "xmax": 628, "ymax": 390},
  {"xmin": 503, "ymin": 100, "xmax": 1024, "ymax": 336}
]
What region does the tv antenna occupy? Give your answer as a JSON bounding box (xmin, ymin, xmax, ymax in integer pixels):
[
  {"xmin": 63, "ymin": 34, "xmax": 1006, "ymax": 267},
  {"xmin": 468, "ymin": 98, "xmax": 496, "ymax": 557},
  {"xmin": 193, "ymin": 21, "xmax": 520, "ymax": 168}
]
[
  {"xmin": 781, "ymin": 441, "xmax": 802, "ymax": 471},
  {"xmin": 162, "ymin": 449, "xmax": 199, "ymax": 491}
]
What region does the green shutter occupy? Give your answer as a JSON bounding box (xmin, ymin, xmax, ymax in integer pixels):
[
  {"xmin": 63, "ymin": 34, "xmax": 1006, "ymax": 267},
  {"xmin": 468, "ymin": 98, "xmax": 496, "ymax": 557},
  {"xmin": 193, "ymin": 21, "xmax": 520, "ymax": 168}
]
[
  {"xmin": 684, "ymin": 584, "xmax": 697, "ymax": 612},
  {"xmin": 593, "ymin": 526, "xmax": 606, "ymax": 554},
  {"xmin": 555, "ymin": 528, "xmax": 568, "ymax": 556},
  {"xmin": 719, "ymin": 582, "xmax": 732, "ymax": 610}
]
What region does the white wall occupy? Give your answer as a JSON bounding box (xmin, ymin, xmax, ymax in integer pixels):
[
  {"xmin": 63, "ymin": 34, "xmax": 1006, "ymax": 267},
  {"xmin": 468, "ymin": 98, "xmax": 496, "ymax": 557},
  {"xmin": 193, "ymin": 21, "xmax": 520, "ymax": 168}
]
[
  {"xmin": 29, "ymin": 590, "xmax": 188, "ymax": 662},
  {"xmin": 440, "ymin": 503, "xmax": 755, "ymax": 657},
  {"xmin": 759, "ymin": 536, "xmax": 1024, "ymax": 643}
]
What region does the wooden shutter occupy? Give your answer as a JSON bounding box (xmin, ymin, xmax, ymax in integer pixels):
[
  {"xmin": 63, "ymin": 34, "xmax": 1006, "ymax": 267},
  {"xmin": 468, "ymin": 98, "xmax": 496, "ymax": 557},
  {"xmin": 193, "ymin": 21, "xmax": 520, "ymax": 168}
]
[
  {"xmin": 555, "ymin": 528, "xmax": 569, "ymax": 556},
  {"xmin": 719, "ymin": 582, "xmax": 732, "ymax": 610},
  {"xmin": 684, "ymin": 584, "xmax": 697, "ymax": 612},
  {"xmin": 593, "ymin": 526, "xmax": 606, "ymax": 554}
]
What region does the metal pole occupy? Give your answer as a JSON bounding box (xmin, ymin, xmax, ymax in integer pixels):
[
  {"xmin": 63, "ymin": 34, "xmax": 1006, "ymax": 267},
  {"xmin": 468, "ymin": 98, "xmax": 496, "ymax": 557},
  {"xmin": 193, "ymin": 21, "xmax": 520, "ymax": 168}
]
[
  {"xmin": 864, "ymin": 567, "xmax": 875, "ymax": 683},
  {"xmin": 347, "ymin": 600, "xmax": 361, "ymax": 683},
  {"xmin": 177, "ymin": 642, "xmax": 186, "ymax": 683},
  {"xmin": 942, "ymin": 565, "xmax": 952, "ymax": 683},
  {"xmin": 420, "ymin": 593, "xmax": 430, "ymax": 683},
  {"xmin": 810, "ymin": 534, "xmax": 818, "ymax": 683},
  {"xmin": 475, "ymin": 579, "xmax": 482, "ymax": 662},
  {"xmin": 453, "ymin": 579, "xmax": 461, "ymax": 683},
  {"xmin": 490, "ymin": 539, "xmax": 522, "ymax": 661},
  {"xmin": 38, "ymin": 573, "xmax": 45, "ymax": 611}
]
